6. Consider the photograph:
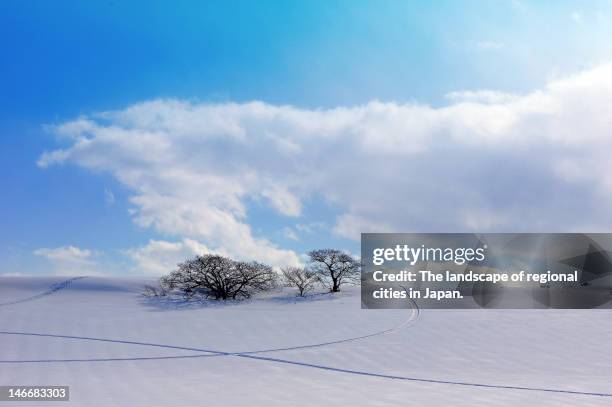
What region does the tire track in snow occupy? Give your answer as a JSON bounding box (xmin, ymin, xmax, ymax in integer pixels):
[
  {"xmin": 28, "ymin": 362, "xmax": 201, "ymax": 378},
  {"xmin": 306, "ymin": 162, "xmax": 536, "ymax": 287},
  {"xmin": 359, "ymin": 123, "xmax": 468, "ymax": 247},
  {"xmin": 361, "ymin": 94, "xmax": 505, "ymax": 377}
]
[
  {"xmin": 1, "ymin": 329, "xmax": 609, "ymax": 398},
  {"xmin": 0, "ymin": 277, "xmax": 86, "ymax": 307},
  {"xmin": 0, "ymin": 298, "xmax": 419, "ymax": 357},
  {"xmin": 0, "ymin": 313, "xmax": 412, "ymax": 361},
  {"xmin": 0, "ymin": 304, "xmax": 419, "ymax": 363},
  {"xmin": 237, "ymin": 354, "xmax": 612, "ymax": 398},
  {"xmin": 0, "ymin": 333, "xmax": 609, "ymax": 399},
  {"xmin": 0, "ymin": 331, "xmax": 228, "ymax": 355},
  {"xmin": 241, "ymin": 299, "xmax": 420, "ymax": 355},
  {"xmin": 0, "ymin": 353, "xmax": 219, "ymax": 363},
  {"xmin": 2, "ymin": 302, "xmax": 612, "ymax": 398}
]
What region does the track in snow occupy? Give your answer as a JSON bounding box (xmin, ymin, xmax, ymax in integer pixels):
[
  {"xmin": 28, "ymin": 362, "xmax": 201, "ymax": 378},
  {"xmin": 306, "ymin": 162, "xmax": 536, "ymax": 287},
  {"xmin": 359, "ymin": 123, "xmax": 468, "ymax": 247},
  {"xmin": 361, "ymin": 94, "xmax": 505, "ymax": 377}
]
[
  {"xmin": 1, "ymin": 302, "xmax": 611, "ymax": 399},
  {"xmin": 0, "ymin": 277, "xmax": 86, "ymax": 307}
]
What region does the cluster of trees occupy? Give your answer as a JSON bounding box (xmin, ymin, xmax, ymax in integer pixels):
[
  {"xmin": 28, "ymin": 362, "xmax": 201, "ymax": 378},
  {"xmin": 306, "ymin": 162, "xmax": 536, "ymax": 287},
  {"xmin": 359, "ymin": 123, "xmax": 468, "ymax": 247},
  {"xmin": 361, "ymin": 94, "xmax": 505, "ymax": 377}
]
[
  {"xmin": 146, "ymin": 249, "xmax": 360, "ymax": 300},
  {"xmin": 149, "ymin": 256, "xmax": 276, "ymax": 300}
]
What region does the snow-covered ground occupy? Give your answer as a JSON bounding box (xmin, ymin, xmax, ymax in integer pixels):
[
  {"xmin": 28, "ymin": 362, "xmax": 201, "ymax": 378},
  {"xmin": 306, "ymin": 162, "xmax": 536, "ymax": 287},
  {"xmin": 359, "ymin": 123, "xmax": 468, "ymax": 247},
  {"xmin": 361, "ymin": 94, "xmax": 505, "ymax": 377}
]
[{"xmin": 0, "ymin": 276, "xmax": 610, "ymax": 406}]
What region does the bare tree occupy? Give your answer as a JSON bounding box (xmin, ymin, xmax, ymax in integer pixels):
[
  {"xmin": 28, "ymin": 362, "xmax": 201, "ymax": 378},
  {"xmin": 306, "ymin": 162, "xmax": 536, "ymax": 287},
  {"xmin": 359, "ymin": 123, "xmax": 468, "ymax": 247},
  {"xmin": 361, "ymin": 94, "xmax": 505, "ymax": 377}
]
[
  {"xmin": 143, "ymin": 284, "xmax": 168, "ymax": 297},
  {"xmin": 233, "ymin": 260, "xmax": 279, "ymax": 296},
  {"xmin": 308, "ymin": 249, "xmax": 360, "ymax": 292},
  {"xmin": 160, "ymin": 255, "xmax": 276, "ymax": 300},
  {"xmin": 282, "ymin": 266, "xmax": 319, "ymax": 296}
]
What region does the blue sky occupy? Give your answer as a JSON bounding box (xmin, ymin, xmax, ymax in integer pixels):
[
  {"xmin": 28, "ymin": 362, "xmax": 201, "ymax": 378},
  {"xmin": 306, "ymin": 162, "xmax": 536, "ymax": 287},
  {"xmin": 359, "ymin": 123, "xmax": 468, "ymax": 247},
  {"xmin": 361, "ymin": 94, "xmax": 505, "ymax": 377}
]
[{"xmin": 3, "ymin": 1, "xmax": 612, "ymax": 275}]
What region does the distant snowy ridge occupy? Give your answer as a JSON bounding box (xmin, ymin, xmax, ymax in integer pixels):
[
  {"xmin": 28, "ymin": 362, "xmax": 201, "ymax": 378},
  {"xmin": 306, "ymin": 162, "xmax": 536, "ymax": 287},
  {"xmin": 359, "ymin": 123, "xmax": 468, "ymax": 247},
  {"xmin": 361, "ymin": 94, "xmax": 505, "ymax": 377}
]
[{"xmin": 0, "ymin": 276, "xmax": 86, "ymax": 307}]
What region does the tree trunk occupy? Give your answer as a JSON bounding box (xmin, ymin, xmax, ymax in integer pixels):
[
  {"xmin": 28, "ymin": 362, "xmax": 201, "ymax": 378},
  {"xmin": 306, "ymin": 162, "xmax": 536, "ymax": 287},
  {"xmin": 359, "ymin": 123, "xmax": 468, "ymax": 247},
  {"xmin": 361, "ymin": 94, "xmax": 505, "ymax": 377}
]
[{"xmin": 332, "ymin": 278, "xmax": 339, "ymax": 292}]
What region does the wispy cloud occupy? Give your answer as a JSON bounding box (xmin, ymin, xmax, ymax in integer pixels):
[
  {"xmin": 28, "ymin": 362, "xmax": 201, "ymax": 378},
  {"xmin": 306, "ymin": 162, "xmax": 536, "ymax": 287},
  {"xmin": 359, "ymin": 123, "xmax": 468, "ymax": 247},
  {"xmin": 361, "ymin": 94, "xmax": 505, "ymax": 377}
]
[
  {"xmin": 34, "ymin": 245, "xmax": 99, "ymax": 275},
  {"xmin": 282, "ymin": 227, "xmax": 299, "ymax": 241},
  {"xmin": 295, "ymin": 222, "xmax": 326, "ymax": 234},
  {"xmin": 125, "ymin": 238, "xmax": 210, "ymax": 275},
  {"xmin": 38, "ymin": 64, "xmax": 612, "ymax": 265},
  {"xmin": 445, "ymin": 90, "xmax": 519, "ymax": 104},
  {"xmin": 104, "ymin": 188, "xmax": 115, "ymax": 206}
]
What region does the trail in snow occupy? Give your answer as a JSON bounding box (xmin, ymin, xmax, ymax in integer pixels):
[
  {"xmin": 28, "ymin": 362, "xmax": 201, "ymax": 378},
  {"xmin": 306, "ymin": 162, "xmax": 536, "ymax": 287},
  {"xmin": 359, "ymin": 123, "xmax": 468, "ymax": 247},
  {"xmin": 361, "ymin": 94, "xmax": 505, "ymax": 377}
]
[
  {"xmin": 0, "ymin": 304, "xmax": 417, "ymax": 359},
  {"xmin": 0, "ymin": 277, "xmax": 86, "ymax": 307},
  {"xmin": 0, "ymin": 298, "xmax": 420, "ymax": 357},
  {"xmin": 241, "ymin": 299, "xmax": 420, "ymax": 355},
  {"xmin": 237, "ymin": 354, "xmax": 612, "ymax": 398},
  {"xmin": 1, "ymin": 286, "xmax": 608, "ymax": 398},
  {"xmin": 1, "ymin": 344, "xmax": 609, "ymax": 398},
  {"xmin": 1, "ymin": 299, "xmax": 610, "ymax": 399}
]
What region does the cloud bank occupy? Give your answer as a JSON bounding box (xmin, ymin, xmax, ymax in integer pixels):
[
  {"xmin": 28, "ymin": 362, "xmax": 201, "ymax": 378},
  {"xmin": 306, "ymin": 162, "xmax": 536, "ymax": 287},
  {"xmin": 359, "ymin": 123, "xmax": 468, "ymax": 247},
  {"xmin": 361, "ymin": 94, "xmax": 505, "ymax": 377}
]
[
  {"xmin": 39, "ymin": 64, "xmax": 612, "ymax": 267},
  {"xmin": 34, "ymin": 246, "xmax": 99, "ymax": 275},
  {"xmin": 125, "ymin": 239, "xmax": 210, "ymax": 275}
]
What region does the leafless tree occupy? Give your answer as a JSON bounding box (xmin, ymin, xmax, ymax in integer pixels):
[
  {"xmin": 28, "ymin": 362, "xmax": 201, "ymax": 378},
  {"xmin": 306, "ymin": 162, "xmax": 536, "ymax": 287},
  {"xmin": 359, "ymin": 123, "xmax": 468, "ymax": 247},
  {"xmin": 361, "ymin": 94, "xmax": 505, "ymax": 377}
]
[
  {"xmin": 142, "ymin": 284, "xmax": 168, "ymax": 297},
  {"xmin": 282, "ymin": 266, "xmax": 319, "ymax": 296},
  {"xmin": 159, "ymin": 255, "xmax": 277, "ymax": 300},
  {"xmin": 308, "ymin": 249, "xmax": 360, "ymax": 292}
]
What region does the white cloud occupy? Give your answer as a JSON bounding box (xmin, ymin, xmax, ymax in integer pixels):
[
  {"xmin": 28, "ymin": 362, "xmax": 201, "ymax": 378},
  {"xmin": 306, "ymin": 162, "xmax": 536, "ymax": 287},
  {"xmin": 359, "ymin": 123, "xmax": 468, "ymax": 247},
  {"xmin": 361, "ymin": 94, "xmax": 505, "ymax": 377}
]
[
  {"xmin": 261, "ymin": 185, "xmax": 302, "ymax": 216},
  {"xmin": 295, "ymin": 222, "xmax": 326, "ymax": 234},
  {"xmin": 34, "ymin": 246, "xmax": 99, "ymax": 275},
  {"xmin": 333, "ymin": 214, "xmax": 394, "ymax": 241},
  {"xmin": 282, "ymin": 227, "xmax": 299, "ymax": 241},
  {"xmin": 125, "ymin": 238, "xmax": 211, "ymax": 275},
  {"xmin": 445, "ymin": 90, "xmax": 519, "ymax": 104},
  {"xmin": 38, "ymin": 63, "xmax": 612, "ymax": 266},
  {"xmin": 104, "ymin": 188, "xmax": 115, "ymax": 205}
]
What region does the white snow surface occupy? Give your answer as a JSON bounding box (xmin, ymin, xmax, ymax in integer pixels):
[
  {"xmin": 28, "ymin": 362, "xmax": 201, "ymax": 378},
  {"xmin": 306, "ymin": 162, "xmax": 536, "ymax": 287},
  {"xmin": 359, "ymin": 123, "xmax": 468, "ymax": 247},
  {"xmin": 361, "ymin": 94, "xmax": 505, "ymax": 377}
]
[{"xmin": 0, "ymin": 276, "xmax": 611, "ymax": 406}]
